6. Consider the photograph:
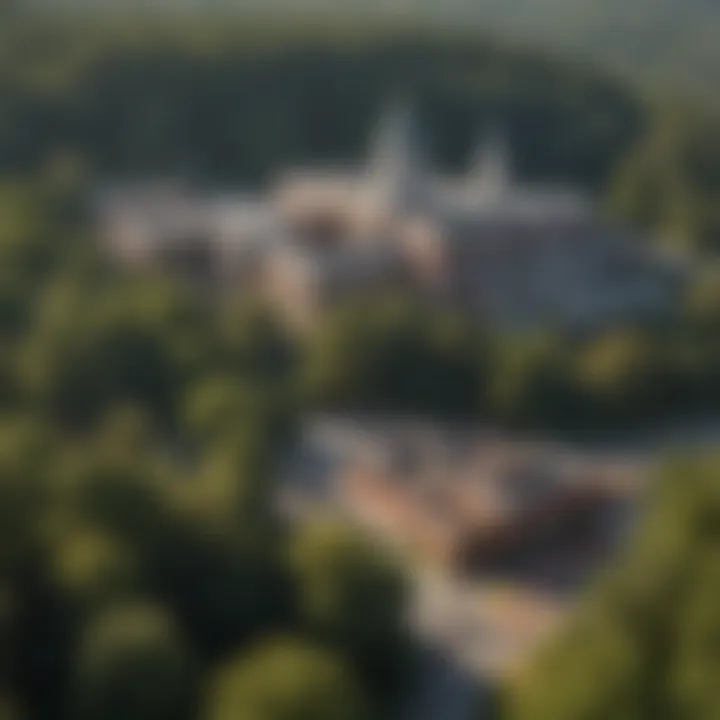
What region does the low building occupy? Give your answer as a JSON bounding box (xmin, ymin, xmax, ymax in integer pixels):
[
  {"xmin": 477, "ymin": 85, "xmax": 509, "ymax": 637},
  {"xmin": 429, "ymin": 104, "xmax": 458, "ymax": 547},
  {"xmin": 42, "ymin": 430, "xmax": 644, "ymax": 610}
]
[
  {"xmin": 95, "ymin": 181, "xmax": 285, "ymax": 293},
  {"xmin": 263, "ymin": 243, "xmax": 409, "ymax": 328},
  {"xmin": 287, "ymin": 416, "xmax": 641, "ymax": 582}
]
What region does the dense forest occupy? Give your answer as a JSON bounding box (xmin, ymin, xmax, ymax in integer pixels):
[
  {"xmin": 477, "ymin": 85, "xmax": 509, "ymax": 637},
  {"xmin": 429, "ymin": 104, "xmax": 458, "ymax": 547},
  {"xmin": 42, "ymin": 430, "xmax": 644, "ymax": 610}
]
[
  {"xmin": 0, "ymin": 20, "xmax": 641, "ymax": 185},
  {"xmin": 3, "ymin": 171, "xmax": 720, "ymax": 719},
  {"xmin": 0, "ymin": 177, "xmax": 416, "ymax": 720},
  {"xmin": 0, "ymin": 18, "xmax": 718, "ymax": 251},
  {"xmin": 12, "ymin": 0, "xmax": 720, "ymax": 102},
  {"xmin": 1, "ymin": 13, "xmax": 720, "ymax": 720}
]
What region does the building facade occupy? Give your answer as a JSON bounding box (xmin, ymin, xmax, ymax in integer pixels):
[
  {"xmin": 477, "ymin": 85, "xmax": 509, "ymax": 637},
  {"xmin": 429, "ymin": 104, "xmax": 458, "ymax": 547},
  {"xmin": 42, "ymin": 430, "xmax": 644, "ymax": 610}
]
[
  {"xmin": 97, "ymin": 104, "xmax": 681, "ymax": 328},
  {"xmin": 282, "ymin": 416, "xmax": 641, "ymax": 581}
]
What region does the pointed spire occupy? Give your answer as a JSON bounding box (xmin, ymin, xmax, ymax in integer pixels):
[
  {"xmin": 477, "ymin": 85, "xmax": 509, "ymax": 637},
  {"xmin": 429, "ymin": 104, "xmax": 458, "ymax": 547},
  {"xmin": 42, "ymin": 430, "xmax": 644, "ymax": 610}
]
[
  {"xmin": 472, "ymin": 125, "xmax": 512, "ymax": 200},
  {"xmin": 369, "ymin": 97, "xmax": 427, "ymax": 209}
]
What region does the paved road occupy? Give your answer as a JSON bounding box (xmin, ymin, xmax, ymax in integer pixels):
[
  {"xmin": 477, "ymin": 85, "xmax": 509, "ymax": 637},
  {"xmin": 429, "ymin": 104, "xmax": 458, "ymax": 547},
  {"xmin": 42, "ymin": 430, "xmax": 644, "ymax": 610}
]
[{"xmin": 398, "ymin": 569, "xmax": 502, "ymax": 720}]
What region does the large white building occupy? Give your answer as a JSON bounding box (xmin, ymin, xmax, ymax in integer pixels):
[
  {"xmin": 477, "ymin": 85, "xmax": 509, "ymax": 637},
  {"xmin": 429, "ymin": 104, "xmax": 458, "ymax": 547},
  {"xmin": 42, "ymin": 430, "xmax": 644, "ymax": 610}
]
[{"xmin": 97, "ymin": 103, "xmax": 681, "ymax": 327}]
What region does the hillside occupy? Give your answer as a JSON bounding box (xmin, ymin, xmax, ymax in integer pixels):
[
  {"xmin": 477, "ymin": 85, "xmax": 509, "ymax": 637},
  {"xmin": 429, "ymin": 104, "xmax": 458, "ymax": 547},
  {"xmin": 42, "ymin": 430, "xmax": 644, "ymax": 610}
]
[
  {"xmin": 439, "ymin": 0, "xmax": 720, "ymax": 102},
  {"xmin": 13, "ymin": 0, "xmax": 720, "ymax": 102},
  {"xmin": 0, "ymin": 22, "xmax": 644, "ymax": 187},
  {"xmin": 0, "ymin": 16, "xmax": 717, "ymax": 251}
]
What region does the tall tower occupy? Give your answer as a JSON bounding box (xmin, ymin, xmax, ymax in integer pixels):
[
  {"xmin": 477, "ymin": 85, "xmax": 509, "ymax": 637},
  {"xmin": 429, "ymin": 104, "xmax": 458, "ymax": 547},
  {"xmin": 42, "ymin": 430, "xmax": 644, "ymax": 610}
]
[
  {"xmin": 369, "ymin": 99, "xmax": 427, "ymax": 211},
  {"xmin": 471, "ymin": 126, "xmax": 512, "ymax": 202}
]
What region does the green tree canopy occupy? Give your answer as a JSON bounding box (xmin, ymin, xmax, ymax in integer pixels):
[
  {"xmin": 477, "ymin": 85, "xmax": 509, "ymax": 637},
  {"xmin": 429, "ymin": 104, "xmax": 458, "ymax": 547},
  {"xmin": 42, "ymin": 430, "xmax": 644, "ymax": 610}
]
[
  {"xmin": 303, "ymin": 296, "xmax": 485, "ymax": 418},
  {"xmin": 510, "ymin": 455, "xmax": 720, "ymax": 720},
  {"xmin": 204, "ymin": 638, "xmax": 368, "ymax": 720},
  {"xmin": 74, "ymin": 601, "xmax": 195, "ymax": 720}
]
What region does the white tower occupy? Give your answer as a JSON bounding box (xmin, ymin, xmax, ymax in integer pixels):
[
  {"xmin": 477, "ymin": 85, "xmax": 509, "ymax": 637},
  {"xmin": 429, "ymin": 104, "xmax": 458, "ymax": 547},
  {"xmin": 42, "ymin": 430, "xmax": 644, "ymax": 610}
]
[
  {"xmin": 472, "ymin": 126, "xmax": 512, "ymax": 203},
  {"xmin": 369, "ymin": 99, "xmax": 427, "ymax": 211}
]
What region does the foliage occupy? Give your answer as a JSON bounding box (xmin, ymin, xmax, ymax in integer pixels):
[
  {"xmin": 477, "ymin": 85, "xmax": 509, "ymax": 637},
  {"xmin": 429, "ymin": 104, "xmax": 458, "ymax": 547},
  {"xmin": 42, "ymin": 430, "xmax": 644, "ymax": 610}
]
[
  {"xmin": 0, "ymin": 19, "xmax": 641, "ymax": 188},
  {"xmin": 510, "ymin": 456, "xmax": 720, "ymax": 720},
  {"xmin": 0, "ymin": 180, "xmax": 409, "ymax": 720},
  {"xmin": 1, "ymin": 18, "xmax": 720, "ymax": 720},
  {"xmin": 303, "ymin": 296, "xmax": 485, "ymax": 418},
  {"xmin": 205, "ymin": 638, "xmax": 368, "ymax": 720},
  {"xmin": 610, "ymin": 107, "xmax": 720, "ymax": 253},
  {"xmin": 17, "ymin": 0, "xmax": 719, "ymax": 104},
  {"xmin": 73, "ymin": 601, "xmax": 194, "ymax": 720},
  {"xmin": 0, "ymin": 16, "xmax": 717, "ymax": 248},
  {"xmin": 302, "ymin": 290, "xmax": 720, "ymax": 434}
]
